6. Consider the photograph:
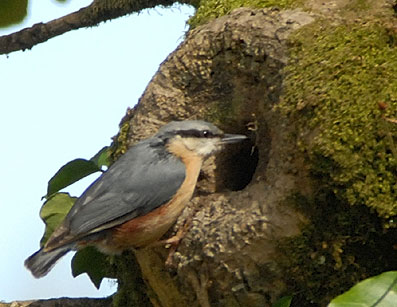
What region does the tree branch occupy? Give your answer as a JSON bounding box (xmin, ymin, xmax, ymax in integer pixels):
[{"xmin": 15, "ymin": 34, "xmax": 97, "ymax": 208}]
[
  {"xmin": 0, "ymin": 0, "xmax": 183, "ymax": 55},
  {"xmin": 0, "ymin": 297, "xmax": 112, "ymax": 307}
]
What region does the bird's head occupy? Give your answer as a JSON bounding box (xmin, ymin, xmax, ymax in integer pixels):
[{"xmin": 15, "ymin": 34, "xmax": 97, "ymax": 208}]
[{"xmin": 156, "ymin": 120, "xmax": 247, "ymax": 157}]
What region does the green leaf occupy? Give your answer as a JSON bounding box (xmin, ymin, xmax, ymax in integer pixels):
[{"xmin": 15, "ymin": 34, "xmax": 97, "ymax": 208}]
[
  {"xmin": 328, "ymin": 271, "xmax": 397, "ymax": 307},
  {"xmin": 39, "ymin": 193, "xmax": 76, "ymax": 246},
  {"xmin": 273, "ymin": 295, "xmax": 292, "ymax": 307},
  {"xmin": 0, "ymin": 0, "xmax": 28, "ymax": 28},
  {"xmin": 46, "ymin": 158, "xmax": 101, "ymax": 197},
  {"xmin": 90, "ymin": 146, "xmax": 111, "ymax": 168},
  {"xmin": 72, "ymin": 246, "xmax": 109, "ymax": 289}
]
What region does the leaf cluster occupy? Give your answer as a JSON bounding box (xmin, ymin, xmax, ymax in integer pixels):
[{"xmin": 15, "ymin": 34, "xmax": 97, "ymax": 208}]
[{"xmin": 39, "ymin": 146, "xmax": 112, "ymax": 288}]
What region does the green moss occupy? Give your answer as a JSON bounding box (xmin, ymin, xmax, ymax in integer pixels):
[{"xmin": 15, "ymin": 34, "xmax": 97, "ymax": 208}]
[
  {"xmin": 277, "ymin": 19, "xmax": 397, "ymax": 304},
  {"xmin": 348, "ymin": 0, "xmax": 370, "ymax": 10},
  {"xmin": 278, "ymin": 193, "xmax": 397, "ymax": 306},
  {"xmin": 188, "ymin": 0, "xmax": 298, "ymax": 28},
  {"xmin": 109, "ymin": 252, "xmax": 151, "ymax": 307},
  {"xmin": 206, "ymin": 97, "xmax": 240, "ymax": 127},
  {"xmin": 110, "ymin": 120, "xmax": 131, "ymax": 162},
  {"xmin": 279, "ymin": 21, "xmax": 397, "ymax": 220}
]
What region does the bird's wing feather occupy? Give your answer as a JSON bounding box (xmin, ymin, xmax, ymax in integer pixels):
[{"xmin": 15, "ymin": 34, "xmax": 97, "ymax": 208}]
[{"xmin": 63, "ymin": 137, "xmax": 185, "ymax": 239}]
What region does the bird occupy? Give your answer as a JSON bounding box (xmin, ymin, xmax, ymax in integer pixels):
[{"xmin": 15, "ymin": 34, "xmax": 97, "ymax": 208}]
[{"xmin": 25, "ymin": 120, "xmax": 247, "ymax": 278}]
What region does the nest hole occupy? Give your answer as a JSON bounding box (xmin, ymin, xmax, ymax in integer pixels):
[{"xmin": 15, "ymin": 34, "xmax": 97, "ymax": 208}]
[{"xmin": 217, "ymin": 136, "xmax": 259, "ymax": 191}]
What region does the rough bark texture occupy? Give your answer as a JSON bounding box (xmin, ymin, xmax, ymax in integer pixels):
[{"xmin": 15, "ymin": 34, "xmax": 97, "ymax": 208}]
[
  {"xmin": 113, "ymin": 1, "xmax": 397, "ymax": 306},
  {"xmin": 116, "ymin": 7, "xmax": 315, "ymax": 307}
]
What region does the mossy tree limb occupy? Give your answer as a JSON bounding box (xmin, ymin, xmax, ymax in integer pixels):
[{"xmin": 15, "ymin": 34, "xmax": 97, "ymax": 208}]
[
  {"xmin": 112, "ymin": 1, "xmax": 397, "ymax": 306},
  {"xmin": 279, "ymin": 19, "xmax": 397, "ymax": 220},
  {"xmin": 115, "ymin": 7, "xmax": 315, "ymax": 306}
]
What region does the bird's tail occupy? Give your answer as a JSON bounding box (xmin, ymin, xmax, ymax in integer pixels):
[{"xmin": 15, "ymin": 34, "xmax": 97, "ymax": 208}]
[{"xmin": 25, "ymin": 246, "xmax": 71, "ymax": 278}]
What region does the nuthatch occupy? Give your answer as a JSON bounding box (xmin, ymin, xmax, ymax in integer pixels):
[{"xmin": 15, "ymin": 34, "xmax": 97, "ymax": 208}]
[{"xmin": 25, "ymin": 120, "xmax": 247, "ymax": 278}]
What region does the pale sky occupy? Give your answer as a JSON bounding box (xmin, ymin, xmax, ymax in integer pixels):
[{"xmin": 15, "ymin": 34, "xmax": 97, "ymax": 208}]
[{"xmin": 0, "ymin": 0, "xmax": 194, "ymax": 302}]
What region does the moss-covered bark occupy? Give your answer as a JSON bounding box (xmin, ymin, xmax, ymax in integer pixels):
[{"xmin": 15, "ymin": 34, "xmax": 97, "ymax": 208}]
[
  {"xmin": 111, "ymin": 6, "xmax": 314, "ymax": 307},
  {"xmin": 188, "ymin": 0, "xmax": 299, "ymax": 28},
  {"xmin": 273, "ymin": 2, "xmax": 397, "ymax": 304},
  {"xmin": 107, "ymin": 1, "xmax": 397, "ymax": 306},
  {"xmin": 6, "ymin": 0, "xmax": 395, "ymax": 306},
  {"xmin": 279, "ymin": 20, "xmax": 397, "ymax": 219}
]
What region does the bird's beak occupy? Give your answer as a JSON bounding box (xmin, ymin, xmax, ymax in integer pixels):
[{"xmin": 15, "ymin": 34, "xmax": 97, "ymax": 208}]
[{"xmin": 221, "ymin": 133, "xmax": 248, "ymax": 144}]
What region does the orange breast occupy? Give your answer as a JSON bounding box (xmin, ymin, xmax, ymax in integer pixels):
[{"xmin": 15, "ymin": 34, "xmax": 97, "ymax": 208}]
[{"xmin": 111, "ymin": 197, "xmax": 188, "ymax": 249}]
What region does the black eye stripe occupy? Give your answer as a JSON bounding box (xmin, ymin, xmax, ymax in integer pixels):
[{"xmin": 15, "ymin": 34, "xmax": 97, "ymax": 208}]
[{"xmin": 176, "ymin": 129, "xmax": 218, "ymax": 138}]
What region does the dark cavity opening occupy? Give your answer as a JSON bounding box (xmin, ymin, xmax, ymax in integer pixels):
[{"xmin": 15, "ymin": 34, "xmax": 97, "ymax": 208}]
[{"xmin": 217, "ymin": 136, "xmax": 259, "ymax": 191}]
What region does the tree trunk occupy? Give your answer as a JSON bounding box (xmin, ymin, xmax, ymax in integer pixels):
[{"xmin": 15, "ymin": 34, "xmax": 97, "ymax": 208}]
[
  {"xmin": 111, "ymin": 1, "xmax": 397, "ymax": 306},
  {"xmin": 114, "ymin": 7, "xmax": 315, "ymax": 305},
  {"xmin": 6, "ymin": 1, "xmax": 396, "ymax": 306}
]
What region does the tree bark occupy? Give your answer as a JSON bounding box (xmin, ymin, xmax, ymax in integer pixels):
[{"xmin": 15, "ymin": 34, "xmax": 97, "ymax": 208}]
[
  {"xmin": 117, "ymin": 7, "xmax": 315, "ymax": 306},
  {"xmin": 115, "ymin": 1, "xmax": 397, "ymax": 306}
]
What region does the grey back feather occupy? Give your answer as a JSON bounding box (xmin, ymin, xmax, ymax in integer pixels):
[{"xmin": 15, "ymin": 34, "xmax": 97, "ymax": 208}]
[{"xmin": 63, "ymin": 136, "xmax": 186, "ymax": 239}]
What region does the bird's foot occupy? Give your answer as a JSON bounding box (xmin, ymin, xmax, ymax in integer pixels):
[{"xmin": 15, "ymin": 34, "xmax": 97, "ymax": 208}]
[
  {"xmin": 164, "ymin": 218, "xmax": 192, "ymax": 266},
  {"xmin": 146, "ymin": 217, "xmax": 192, "ymax": 266}
]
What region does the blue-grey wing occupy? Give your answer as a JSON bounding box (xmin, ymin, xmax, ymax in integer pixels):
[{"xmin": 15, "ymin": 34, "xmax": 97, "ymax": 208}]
[{"xmin": 63, "ymin": 137, "xmax": 185, "ymax": 238}]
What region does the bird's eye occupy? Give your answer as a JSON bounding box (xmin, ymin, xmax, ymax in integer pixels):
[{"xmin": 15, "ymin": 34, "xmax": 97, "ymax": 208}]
[{"xmin": 202, "ymin": 130, "xmax": 211, "ymax": 138}]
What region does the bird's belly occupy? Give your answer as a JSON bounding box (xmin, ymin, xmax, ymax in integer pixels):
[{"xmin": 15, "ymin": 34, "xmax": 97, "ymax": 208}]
[{"xmin": 103, "ymin": 190, "xmax": 193, "ymax": 252}]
